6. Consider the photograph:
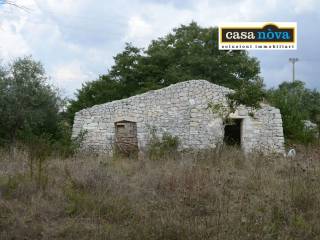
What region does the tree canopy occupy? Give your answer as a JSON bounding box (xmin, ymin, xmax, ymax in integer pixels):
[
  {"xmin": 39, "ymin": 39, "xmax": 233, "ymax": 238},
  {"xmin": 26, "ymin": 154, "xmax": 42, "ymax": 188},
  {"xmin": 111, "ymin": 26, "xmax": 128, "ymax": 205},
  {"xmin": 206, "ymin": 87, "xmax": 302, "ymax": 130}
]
[
  {"xmin": 267, "ymin": 80, "xmax": 320, "ymax": 143},
  {"xmin": 0, "ymin": 57, "xmax": 61, "ymax": 145},
  {"xmin": 67, "ymin": 22, "xmax": 265, "ymax": 121}
]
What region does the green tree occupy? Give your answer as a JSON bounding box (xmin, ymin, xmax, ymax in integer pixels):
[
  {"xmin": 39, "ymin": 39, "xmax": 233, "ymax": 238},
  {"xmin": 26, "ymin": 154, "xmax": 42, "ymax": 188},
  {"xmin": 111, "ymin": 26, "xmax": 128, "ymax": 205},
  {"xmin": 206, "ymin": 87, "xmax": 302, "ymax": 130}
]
[
  {"xmin": 267, "ymin": 81, "xmax": 320, "ymax": 143},
  {"xmin": 68, "ymin": 22, "xmax": 264, "ymax": 121},
  {"xmin": 302, "ymin": 89, "xmax": 320, "ymax": 129},
  {"xmin": 0, "ymin": 57, "xmax": 61, "ymax": 146},
  {"xmin": 141, "ymin": 22, "xmax": 262, "ymax": 90}
]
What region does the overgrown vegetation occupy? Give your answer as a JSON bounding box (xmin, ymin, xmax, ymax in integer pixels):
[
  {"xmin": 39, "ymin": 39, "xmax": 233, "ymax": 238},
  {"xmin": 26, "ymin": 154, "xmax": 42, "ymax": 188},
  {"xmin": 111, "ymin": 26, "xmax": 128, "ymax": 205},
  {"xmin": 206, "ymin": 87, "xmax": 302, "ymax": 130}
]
[
  {"xmin": 1, "ymin": 146, "xmax": 320, "ymax": 239},
  {"xmin": 147, "ymin": 128, "xmax": 180, "ymax": 160}
]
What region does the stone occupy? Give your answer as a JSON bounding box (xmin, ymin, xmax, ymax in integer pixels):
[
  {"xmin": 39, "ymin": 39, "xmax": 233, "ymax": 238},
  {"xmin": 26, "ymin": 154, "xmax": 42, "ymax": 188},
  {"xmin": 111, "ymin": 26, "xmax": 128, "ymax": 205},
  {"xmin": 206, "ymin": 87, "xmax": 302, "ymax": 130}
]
[{"xmin": 72, "ymin": 80, "xmax": 285, "ymax": 154}]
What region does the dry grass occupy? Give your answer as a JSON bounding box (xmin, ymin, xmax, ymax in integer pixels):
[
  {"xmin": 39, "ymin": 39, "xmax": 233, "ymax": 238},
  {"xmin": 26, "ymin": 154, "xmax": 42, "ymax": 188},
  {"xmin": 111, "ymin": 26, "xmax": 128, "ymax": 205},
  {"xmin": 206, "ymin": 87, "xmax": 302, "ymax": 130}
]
[{"xmin": 1, "ymin": 146, "xmax": 320, "ymax": 239}]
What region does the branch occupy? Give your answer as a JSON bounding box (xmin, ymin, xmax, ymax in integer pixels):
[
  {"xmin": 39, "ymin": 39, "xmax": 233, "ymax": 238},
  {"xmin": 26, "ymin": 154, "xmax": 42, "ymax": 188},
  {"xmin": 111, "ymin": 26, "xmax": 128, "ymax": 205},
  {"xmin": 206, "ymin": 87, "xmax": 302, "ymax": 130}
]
[{"xmin": 1, "ymin": 0, "xmax": 30, "ymax": 12}]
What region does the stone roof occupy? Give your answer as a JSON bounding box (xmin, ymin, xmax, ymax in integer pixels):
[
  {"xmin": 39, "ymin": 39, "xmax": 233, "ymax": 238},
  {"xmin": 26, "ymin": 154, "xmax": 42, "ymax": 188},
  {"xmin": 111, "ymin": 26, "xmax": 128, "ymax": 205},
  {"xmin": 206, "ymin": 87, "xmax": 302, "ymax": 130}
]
[{"xmin": 77, "ymin": 80, "xmax": 233, "ymax": 114}]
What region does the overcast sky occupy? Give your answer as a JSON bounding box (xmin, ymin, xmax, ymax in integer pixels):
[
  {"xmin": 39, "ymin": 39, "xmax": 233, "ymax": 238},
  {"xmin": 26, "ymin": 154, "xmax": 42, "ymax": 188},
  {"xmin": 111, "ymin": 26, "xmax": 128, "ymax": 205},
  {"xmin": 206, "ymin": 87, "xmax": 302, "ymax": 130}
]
[{"xmin": 0, "ymin": 0, "xmax": 319, "ymax": 97}]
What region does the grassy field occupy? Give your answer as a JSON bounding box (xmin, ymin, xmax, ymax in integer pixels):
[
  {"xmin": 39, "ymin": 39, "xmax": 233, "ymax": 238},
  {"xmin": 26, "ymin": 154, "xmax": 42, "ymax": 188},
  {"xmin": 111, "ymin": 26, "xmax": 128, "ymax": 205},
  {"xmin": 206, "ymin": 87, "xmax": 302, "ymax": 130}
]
[{"xmin": 1, "ymin": 146, "xmax": 320, "ymax": 239}]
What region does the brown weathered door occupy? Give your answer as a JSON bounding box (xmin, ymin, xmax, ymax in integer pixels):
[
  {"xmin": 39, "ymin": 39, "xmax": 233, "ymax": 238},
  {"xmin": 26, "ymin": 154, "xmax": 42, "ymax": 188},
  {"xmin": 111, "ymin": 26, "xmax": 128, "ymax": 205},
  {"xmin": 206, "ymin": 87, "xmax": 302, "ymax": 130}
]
[{"xmin": 115, "ymin": 121, "xmax": 138, "ymax": 154}]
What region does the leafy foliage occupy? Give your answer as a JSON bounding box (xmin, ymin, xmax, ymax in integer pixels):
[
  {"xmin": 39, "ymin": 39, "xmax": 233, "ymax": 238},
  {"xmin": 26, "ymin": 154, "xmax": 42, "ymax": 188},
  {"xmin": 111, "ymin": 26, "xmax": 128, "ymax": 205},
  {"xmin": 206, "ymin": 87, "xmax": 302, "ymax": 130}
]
[
  {"xmin": 206, "ymin": 102, "xmax": 234, "ymax": 123},
  {"xmin": 227, "ymin": 78, "xmax": 265, "ymax": 109},
  {"xmin": 267, "ymin": 81, "xmax": 320, "ymax": 144},
  {"xmin": 147, "ymin": 127, "xmax": 180, "ymax": 160},
  {"xmin": 68, "ymin": 22, "xmax": 264, "ymax": 121},
  {"xmin": 0, "ymin": 57, "xmax": 61, "ymax": 145}
]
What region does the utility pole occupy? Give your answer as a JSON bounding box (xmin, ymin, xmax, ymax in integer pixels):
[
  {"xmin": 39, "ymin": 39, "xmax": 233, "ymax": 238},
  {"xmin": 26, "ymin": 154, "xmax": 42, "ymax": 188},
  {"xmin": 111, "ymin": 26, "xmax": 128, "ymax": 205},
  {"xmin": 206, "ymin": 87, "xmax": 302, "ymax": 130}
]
[{"xmin": 289, "ymin": 58, "xmax": 299, "ymax": 82}]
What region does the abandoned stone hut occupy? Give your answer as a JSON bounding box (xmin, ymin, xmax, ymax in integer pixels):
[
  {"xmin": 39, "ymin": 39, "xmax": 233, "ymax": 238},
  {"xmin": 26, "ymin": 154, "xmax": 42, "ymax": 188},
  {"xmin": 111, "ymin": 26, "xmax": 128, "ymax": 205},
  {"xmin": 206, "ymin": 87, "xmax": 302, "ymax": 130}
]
[{"xmin": 72, "ymin": 80, "xmax": 285, "ymax": 154}]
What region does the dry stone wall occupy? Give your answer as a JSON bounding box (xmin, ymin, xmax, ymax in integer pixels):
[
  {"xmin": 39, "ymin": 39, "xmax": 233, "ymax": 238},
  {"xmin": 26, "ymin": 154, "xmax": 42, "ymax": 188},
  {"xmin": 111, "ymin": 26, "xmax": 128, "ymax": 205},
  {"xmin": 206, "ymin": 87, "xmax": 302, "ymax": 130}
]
[{"xmin": 72, "ymin": 80, "xmax": 285, "ymax": 154}]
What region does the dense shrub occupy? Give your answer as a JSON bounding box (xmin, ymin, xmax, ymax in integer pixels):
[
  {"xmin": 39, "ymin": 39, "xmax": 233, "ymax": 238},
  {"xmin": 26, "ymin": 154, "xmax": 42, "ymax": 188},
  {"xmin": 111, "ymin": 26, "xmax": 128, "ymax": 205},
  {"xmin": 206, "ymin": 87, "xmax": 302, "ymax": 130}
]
[{"xmin": 267, "ymin": 81, "xmax": 320, "ymax": 145}]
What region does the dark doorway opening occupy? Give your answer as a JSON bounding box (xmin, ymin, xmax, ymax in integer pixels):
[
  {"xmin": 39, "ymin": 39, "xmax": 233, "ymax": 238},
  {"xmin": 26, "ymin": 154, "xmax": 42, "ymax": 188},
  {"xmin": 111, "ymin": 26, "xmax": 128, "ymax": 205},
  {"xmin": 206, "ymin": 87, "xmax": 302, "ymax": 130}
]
[{"xmin": 224, "ymin": 119, "xmax": 242, "ymax": 146}]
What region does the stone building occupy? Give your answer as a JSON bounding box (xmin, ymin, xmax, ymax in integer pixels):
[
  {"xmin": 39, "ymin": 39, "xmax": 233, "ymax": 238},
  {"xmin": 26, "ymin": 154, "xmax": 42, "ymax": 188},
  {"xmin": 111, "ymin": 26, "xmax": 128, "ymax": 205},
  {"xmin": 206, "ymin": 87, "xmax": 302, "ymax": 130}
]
[{"xmin": 72, "ymin": 80, "xmax": 285, "ymax": 154}]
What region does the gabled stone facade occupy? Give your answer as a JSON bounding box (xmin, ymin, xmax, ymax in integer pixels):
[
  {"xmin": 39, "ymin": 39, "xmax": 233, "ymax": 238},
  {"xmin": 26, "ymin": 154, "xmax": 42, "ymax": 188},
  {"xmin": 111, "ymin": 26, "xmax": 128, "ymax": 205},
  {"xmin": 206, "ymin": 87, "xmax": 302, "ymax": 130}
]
[{"xmin": 72, "ymin": 80, "xmax": 285, "ymax": 154}]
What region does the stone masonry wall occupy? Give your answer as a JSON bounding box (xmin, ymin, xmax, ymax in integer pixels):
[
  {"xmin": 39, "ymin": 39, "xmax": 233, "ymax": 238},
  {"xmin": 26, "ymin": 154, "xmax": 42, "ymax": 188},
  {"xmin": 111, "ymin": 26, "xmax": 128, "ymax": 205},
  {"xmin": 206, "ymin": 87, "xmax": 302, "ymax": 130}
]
[{"xmin": 72, "ymin": 80, "xmax": 285, "ymax": 154}]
